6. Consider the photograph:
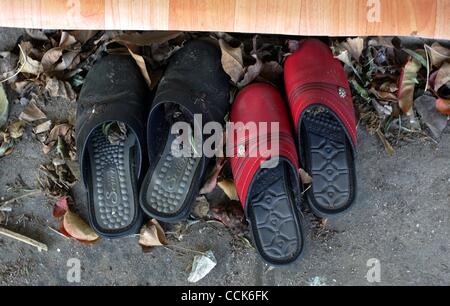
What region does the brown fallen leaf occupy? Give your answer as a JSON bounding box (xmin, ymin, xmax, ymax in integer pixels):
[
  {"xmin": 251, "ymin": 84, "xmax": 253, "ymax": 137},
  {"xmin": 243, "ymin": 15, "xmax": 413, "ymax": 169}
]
[
  {"xmin": 25, "ymin": 29, "xmax": 48, "ymax": 41},
  {"xmin": 45, "ymin": 77, "xmax": 77, "ymax": 102},
  {"xmin": 62, "ymin": 211, "xmax": 100, "ymax": 242},
  {"xmin": 376, "ymin": 129, "xmax": 395, "ymax": 155},
  {"xmin": 208, "ymin": 201, "xmax": 247, "ymax": 234},
  {"xmin": 219, "ymin": 39, "xmax": 244, "ymax": 84},
  {"xmin": 19, "ymin": 49, "xmax": 43, "ymax": 76},
  {"xmin": 53, "ymin": 196, "xmax": 70, "ymax": 218},
  {"xmin": 340, "ymin": 37, "xmax": 365, "ymax": 62},
  {"xmin": 43, "ymin": 123, "xmax": 73, "ymax": 154},
  {"xmin": 434, "ymin": 62, "xmax": 450, "ymax": 96},
  {"xmin": 192, "ymin": 196, "xmax": 210, "ymax": 219},
  {"xmin": 428, "ymin": 42, "xmax": 450, "ymax": 68},
  {"xmin": 59, "ymin": 31, "xmax": 77, "ymax": 48},
  {"xmin": 33, "ymin": 120, "xmax": 52, "ymax": 134},
  {"xmin": 299, "ymin": 168, "xmax": 313, "ymax": 185},
  {"xmin": 436, "ymin": 98, "xmax": 450, "ymax": 115},
  {"xmin": 398, "ymin": 58, "xmax": 422, "ymax": 115},
  {"xmin": 128, "ymin": 48, "xmax": 152, "ymax": 88},
  {"xmin": 19, "ymin": 101, "xmax": 47, "ymax": 122},
  {"xmin": 8, "ymin": 120, "xmax": 26, "ymax": 139},
  {"xmin": 237, "ymin": 54, "xmax": 263, "ymax": 88},
  {"xmin": 139, "ymin": 219, "xmax": 168, "ymax": 248},
  {"xmin": 41, "ymin": 47, "xmax": 63, "ymax": 71},
  {"xmin": 199, "ymin": 157, "xmax": 226, "ymax": 195},
  {"xmin": 217, "ymin": 179, "xmax": 239, "ymax": 201}
]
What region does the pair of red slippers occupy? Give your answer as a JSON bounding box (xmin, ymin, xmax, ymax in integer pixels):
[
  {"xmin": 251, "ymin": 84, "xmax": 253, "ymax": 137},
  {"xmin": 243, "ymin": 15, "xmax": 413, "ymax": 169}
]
[{"xmin": 229, "ymin": 39, "xmax": 357, "ymax": 265}]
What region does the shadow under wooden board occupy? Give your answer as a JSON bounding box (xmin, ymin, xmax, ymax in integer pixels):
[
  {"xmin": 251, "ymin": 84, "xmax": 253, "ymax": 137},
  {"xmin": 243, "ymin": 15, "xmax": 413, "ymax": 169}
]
[{"xmin": 0, "ymin": 0, "xmax": 448, "ymax": 39}]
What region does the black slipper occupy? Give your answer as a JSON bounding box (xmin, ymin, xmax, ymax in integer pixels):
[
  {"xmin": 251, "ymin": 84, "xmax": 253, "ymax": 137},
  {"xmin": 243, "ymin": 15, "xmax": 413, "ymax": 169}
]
[
  {"xmin": 76, "ymin": 55, "xmax": 148, "ymax": 238},
  {"xmin": 140, "ymin": 40, "xmax": 230, "ymax": 223}
]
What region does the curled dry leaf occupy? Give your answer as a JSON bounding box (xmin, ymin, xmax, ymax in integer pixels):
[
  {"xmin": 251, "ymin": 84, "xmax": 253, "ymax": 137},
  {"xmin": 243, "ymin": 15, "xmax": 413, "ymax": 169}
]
[
  {"xmin": 128, "ymin": 48, "xmax": 152, "ymax": 88},
  {"xmin": 238, "ymin": 55, "xmax": 263, "ymax": 88},
  {"xmin": 63, "ymin": 211, "xmax": 100, "ymax": 242},
  {"xmin": 53, "ymin": 196, "xmax": 70, "ymax": 218},
  {"xmin": 217, "ymin": 179, "xmax": 239, "ymax": 201},
  {"xmin": 25, "ymin": 29, "xmax": 49, "ymax": 41},
  {"xmin": 219, "ymin": 39, "xmax": 244, "ymax": 84},
  {"xmin": 200, "ymin": 157, "xmax": 226, "ymax": 195},
  {"xmin": 436, "ymin": 98, "xmax": 450, "ymax": 115},
  {"xmin": 139, "ymin": 219, "xmax": 168, "ymax": 248},
  {"xmin": 0, "ymin": 84, "xmax": 9, "ymax": 128},
  {"xmin": 299, "ymin": 168, "xmax": 313, "ymax": 185},
  {"xmin": 434, "ymin": 62, "xmax": 450, "ymax": 96},
  {"xmin": 43, "ymin": 123, "xmax": 73, "ymax": 154},
  {"xmin": 9, "ymin": 120, "xmax": 26, "ymax": 139},
  {"xmin": 59, "ymin": 31, "xmax": 77, "ymax": 48},
  {"xmin": 41, "ymin": 48, "xmax": 63, "ymax": 71},
  {"xmin": 398, "ymin": 58, "xmax": 422, "ymax": 115},
  {"xmin": 428, "ymin": 42, "xmax": 450, "ymax": 68},
  {"xmin": 19, "ymin": 47, "xmax": 43, "ymax": 76},
  {"xmin": 340, "ymin": 37, "xmax": 365, "ymax": 62},
  {"xmin": 19, "ymin": 101, "xmax": 47, "ymax": 122},
  {"xmin": 45, "ymin": 77, "xmax": 77, "ymax": 102},
  {"xmin": 33, "ymin": 120, "xmax": 52, "ymax": 134}
]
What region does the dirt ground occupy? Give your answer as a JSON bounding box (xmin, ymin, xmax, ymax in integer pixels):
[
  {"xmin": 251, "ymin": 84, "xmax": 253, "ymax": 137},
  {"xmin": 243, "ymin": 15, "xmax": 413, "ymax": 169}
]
[{"xmin": 0, "ymin": 28, "xmax": 449, "ymax": 286}]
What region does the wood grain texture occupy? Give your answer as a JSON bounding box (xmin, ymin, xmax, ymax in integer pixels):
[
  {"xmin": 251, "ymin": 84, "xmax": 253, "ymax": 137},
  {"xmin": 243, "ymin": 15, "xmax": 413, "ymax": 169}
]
[{"xmin": 0, "ymin": 0, "xmax": 448, "ymax": 39}]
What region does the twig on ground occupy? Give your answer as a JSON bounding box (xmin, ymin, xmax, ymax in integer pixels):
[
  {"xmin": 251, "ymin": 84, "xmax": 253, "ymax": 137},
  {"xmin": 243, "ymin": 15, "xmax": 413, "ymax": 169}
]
[
  {"xmin": 0, "ymin": 190, "xmax": 42, "ymax": 207},
  {"xmin": 0, "ymin": 226, "xmax": 48, "ymax": 252}
]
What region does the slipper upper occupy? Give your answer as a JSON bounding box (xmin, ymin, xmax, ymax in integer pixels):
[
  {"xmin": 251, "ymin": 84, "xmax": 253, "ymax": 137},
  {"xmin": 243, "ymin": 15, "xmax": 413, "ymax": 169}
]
[
  {"xmin": 147, "ymin": 40, "xmax": 230, "ymax": 161},
  {"xmin": 229, "ymin": 83, "xmax": 299, "ymax": 207},
  {"xmin": 75, "ymin": 55, "xmax": 148, "ymax": 187},
  {"xmin": 284, "ymin": 39, "xmax": 357, "ymax": 158}
]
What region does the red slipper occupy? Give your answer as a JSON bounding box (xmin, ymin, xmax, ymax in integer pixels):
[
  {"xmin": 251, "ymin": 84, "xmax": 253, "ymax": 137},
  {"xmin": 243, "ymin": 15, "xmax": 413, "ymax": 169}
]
[
  {"xmin": 284, "ymin": 39, "xmax": 357, "ymax": 217},
  {"xmin": 229, "ymin": 83, "xmax": 304, "ymax": 265}
]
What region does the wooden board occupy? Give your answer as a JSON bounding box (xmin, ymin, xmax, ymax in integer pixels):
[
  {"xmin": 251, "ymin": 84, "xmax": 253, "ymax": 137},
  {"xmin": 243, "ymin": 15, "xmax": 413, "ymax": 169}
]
[{"xmin": 0, "ymin": 0, "xmax": 449, "ymax": 39}]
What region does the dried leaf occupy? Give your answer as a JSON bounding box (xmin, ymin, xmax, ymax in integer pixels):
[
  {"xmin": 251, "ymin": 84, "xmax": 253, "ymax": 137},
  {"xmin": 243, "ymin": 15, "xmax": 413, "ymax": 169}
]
[
  {"xmin": 428, "ymin": 42, "xmax": 450, "ymax": 68},
  {"xmin": 54, "ymin": 51, "xmax": 80, "ymax": 71},
  {"xmin": 41, "ymin": 48, "xmax": 63, "ymax": 71},
  {"xmin": 217, "ymin": 179, "xmax": 239, "ymax": 201},
  {"xmin": 434, "ymin": 62, "xmax": 450, "ymax": 95},
  {"xmin": 45, "ymin": 77, "xmax": 77, "ymax": 102},
  {"xmin": 128, "ymin": 49, "xmax": 152, "ymax": 88},
  {"xmin": 199, "ymin": 157, "xmax": 226, "ymax": 195},
  {"xmin": 25, "ymin": 29, "xmax": 48, "ymax": 41},
  {"xmin": 19, "ymin": 50, "xmax": 43, "ymax": 75},
  {"xmin": 19, "ymin": 101, "xmax": 46, "ymax": 122},
  {"xmin": 192, "ymin": 196, "xmax": 210, "ymax": 219},
  {"xmin": 237, "ymin": 54, "xmax": 263, "ymax": 88},
  {"xmin": 376, "ymin": 130, "xmax": 395, "ymax": 155},
  {"xmin": 219, "ymin": 39, "xmax": 244, "ymax": 84},
  {"xmin": 63, "ymin": 211, "xmax": 99, "ymax": 242},
  {"xmin": 33, "ymin": 120, "xmax": 52, "ymax": 134},
  {"xmin": 299, "ymin": 168, "xmax": 313, "ymax": 185},
  {"xmin": 188, "ymin": 250, "xmax": 217, "ymax": 283},
  {"xmin": 8, "ymin": 120, "xmax": 26, "ymax": 139},
  {"xmin": 341, "ymin": 37, "xmax": 365, "ymax": 62},
  {"xmin": 0, "ymin": 141, "xmax": 14, "ymax": 158},
  {"xmin": 0, "ymin": 84, "xmax": 9, "ymax": 128},
  {"xmin": 59, "ymin": 31, "xmax": 77, "ymax": 48},
  {"xmin": 398, "ymin": 58, "xmax": 422, "ymax": 115},
  {"xmin": 436, "ymin": 98, "xmax": 450, "ymax": 116},
  {"xmin": 53, "ymin": 196, "xmax": 69, "ymax": 218},
  {"xmin": 139, "ymin": 219, "xmax": 168, "ymax": 247}
]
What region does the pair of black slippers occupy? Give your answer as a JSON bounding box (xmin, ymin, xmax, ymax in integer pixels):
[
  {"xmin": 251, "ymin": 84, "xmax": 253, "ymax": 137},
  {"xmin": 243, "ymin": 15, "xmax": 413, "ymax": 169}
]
[{"xmin": 76, "ymin": 40, "xmax": 230, "ymax": 238}]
